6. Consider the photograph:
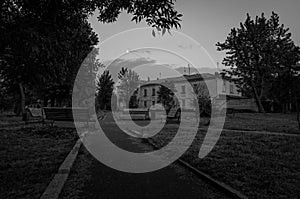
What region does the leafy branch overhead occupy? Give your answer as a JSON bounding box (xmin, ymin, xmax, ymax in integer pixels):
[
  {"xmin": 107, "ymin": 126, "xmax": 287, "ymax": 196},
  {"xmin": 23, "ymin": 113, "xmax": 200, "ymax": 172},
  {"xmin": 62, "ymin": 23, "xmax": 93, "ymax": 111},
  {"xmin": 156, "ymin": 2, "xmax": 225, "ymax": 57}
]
[{"xmin": 97, "ymin": 0, "xmax": 182, "ymax": 30}]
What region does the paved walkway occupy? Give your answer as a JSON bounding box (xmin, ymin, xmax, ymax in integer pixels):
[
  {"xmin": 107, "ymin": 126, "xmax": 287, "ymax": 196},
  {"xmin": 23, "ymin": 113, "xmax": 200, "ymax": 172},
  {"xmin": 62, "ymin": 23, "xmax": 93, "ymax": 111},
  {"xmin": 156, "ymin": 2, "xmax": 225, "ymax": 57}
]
[{"xmin": 72, "ymin": 113, "xmax": 229, "ymax": 199}]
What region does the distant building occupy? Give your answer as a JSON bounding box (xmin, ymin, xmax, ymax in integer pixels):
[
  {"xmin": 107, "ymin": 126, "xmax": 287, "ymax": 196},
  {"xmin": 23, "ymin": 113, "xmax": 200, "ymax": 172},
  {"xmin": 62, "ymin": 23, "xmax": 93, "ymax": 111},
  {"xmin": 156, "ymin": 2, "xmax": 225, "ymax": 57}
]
[{"xmin": 138, "ymin": 73, "xmax": 241, "ymax": 109}]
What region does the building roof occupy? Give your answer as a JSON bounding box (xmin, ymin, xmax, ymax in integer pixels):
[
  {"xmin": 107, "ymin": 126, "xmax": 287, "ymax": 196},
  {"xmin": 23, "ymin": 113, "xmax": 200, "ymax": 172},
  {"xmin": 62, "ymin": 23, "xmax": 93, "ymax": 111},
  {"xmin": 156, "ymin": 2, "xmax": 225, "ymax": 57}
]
[{"xmin": 140, "ymin": 73, "xmax": 218, "ymax": 87}]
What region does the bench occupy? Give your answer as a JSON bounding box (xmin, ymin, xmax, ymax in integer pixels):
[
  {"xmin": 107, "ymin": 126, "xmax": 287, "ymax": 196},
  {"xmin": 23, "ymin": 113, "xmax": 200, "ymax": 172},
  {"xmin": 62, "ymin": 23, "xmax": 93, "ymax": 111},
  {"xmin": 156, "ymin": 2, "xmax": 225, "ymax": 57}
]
[
  {"xmin": 43, "ymin": 107, "xmax": 94, "ymax": 126},
  {"xmin": 120, "ymin": 108, "xmax": 150, "ymax": 120},
  {"xmin": 226, "ymin": 108, "xmax": 235, "ymax": 116},
  {"xmin": 27, "ymin": 108, "xmax": 44, "ymax": 121}
]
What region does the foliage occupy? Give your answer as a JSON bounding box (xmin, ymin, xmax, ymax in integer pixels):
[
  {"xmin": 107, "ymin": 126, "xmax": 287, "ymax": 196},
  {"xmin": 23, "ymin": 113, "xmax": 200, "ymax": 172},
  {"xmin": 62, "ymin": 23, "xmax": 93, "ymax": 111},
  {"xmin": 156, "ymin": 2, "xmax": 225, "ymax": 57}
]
[
  {"xmin": 97, "ymin": 0, "xmax": 182, "ymax": 30},
  {"xmin": 291, "ymin": 64, "xmax": 300, "ymax": 130},
  {"xmin": 129, "ymin": 90, "xmax": 139, "ymax": 108},
  {"xmin": 117, "ymin": 67, "xmax": 140, "ymax": 108},
  {"xmin": 96, "ymin": 70, "xmax": 114, "ymax": 110},
  {"xmin": 192, "ymin": 83, "xmax": 211, "ymax": 117},
  {"xmin": 216, "ymin": 12, "xmax": 300, "ymax": 113},
  {"xmin": 0, "ymin": 0, "xmax": 182, "ymax": 115},
  {"xmin": 157, "ymin": 81, "xmax": 177, "ymax": 110},
  {"xmin": 118, "ymin": 67, "xmax": 128, "ymax": 79},
  {"xmin": 72, "ymin": 48, "xmax": 103, "ymax": 108},
  {"xmin": 1, "ymin": 0, "xmax": 99, "ymax": 113}
]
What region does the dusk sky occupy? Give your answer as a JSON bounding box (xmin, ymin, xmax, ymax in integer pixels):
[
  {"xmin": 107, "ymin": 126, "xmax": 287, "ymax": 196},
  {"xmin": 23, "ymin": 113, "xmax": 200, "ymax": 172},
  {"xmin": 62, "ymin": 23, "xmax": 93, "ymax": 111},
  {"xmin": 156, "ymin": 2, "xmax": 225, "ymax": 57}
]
[{"xmin": 88, "ymin": 0, "xmax": 300, "ymax": 79}]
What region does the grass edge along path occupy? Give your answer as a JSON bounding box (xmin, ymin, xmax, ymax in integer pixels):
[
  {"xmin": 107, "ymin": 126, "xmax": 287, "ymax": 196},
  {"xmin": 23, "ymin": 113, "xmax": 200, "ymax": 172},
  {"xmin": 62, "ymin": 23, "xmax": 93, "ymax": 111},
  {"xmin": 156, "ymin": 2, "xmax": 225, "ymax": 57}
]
[
  {"xmin": 0, "ymin": 126, "xmax": 78, "ymax": 199},
  {"xmin": 40, "ymin": 139, "xmax": 82, "ymax": 199}
]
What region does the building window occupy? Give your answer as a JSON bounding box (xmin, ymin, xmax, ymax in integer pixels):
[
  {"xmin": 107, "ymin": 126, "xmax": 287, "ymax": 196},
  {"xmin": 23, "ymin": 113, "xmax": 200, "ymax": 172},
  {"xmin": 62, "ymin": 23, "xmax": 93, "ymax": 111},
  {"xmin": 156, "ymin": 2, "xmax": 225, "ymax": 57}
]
[
  {"xmin": 152, "ymin": 101, "xmax": 155, "ymax": 105},
  {"xmin": 152, "ymin": 88, "xmax": 156, "ymax": 96},
  {"xmin": 144, "ymin": 101, "xmax": 147, "ymax": 108},
  {"xmin": 181, "ymin": 85, "xmax": 186, "ymax": 94},
  {"xmin": 222, "ymin": 80, "xmax": 226, "ymax": 92},
  {"xmin": 230, "ymin": 85, "xmax": 234, "ymax": 94},
  {"xmin": 144, "ymin": 89, "xmax": 147, "ymax": 97}
]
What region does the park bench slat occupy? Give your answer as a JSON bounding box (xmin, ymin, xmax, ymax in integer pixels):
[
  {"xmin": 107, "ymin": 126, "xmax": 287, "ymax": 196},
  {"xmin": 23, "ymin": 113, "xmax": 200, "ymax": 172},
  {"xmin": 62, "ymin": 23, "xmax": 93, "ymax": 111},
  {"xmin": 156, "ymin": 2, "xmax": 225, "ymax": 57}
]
[
  {"xmin": 121, "ymin": 109, "xmax": 150, "ymax": 120},
  {"xmin": 43, "ymin": 107, "xmax": 94, "ymax": 126}
]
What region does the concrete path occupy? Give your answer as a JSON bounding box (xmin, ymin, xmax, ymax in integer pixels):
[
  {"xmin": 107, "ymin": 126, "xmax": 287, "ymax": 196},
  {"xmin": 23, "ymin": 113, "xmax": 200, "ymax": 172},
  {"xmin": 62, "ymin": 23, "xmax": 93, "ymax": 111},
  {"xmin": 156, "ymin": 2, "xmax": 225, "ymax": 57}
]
[{"xmin": 74, "ymin": 113, "xmax": 229, "ymax": 199}]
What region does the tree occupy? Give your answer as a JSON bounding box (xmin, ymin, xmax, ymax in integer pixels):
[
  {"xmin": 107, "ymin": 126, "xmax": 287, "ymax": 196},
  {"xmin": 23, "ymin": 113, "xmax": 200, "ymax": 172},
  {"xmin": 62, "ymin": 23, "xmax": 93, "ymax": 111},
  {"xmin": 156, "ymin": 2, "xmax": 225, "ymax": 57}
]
[
  {"xmin": 157, "ymin": 81, "xmax": 177, "ymax": 111},
  {"xmin": 192, "ymin": 83, "xmax": 211, "ymax": 117},
  {"xmin": 96, "ymin": 70, "xmax": 115, "ymax": 110},
  {"xmin": 293, "ymin": 79, "xmax": 300, "ymax": 130},
  {"xmin": 1, "ymin": 0, "xmax": 182, "ymax": 118},
  {"xmin": 291, "ymin": 63, "xmax": 300, "ymax": 130},
  {"xmin": 96, "ymin": 0, "xmax": 182, "ymax": 30},
  {"xmin": 216, "ymin": 12, "xmax": 299, "ymax": 113},
  {"xmin": 117, "ymin": 67, "xmax": 140, "ymax": 108},
  {"xmin": 118, "ymin": 67, "xmax": 128, "ymax": 79},
  {"xmin": 71, "ymin": 48, "xmax": 104, "ymax": 109},
  {"xmin": 1, "ymin": 0, "xmax": 99, "ymax": 117},
  {"xmin": 129, "ymin": 90, "xmax": 139, "ymax": 108}
]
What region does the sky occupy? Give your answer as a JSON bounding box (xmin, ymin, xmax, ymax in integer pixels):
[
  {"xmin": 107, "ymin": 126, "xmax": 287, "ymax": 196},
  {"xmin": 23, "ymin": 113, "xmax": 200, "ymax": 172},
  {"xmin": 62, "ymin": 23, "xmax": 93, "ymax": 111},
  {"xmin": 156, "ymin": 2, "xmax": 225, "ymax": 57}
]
[{"xmin": 88, "ymin": 0, "xmax": 300, "ymax": 80}]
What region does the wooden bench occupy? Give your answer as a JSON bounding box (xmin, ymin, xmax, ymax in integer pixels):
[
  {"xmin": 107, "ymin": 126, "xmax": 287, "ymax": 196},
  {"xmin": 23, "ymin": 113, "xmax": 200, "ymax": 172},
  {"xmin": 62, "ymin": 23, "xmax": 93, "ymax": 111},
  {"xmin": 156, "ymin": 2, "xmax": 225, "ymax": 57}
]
[
  {"xmin": 226, "ymin": 108, "xmax": 235, "ymax": 116},
  {"xmin": 120, "ymin": 108, "xmax": 150, "ymax": 120},
  {"xmin": 43, "ymin": 107, "xmax": 94, "ymax": 126},
  {"xmin": 27, "ymin": 108, "xmax": 44, "ymax": 120}
]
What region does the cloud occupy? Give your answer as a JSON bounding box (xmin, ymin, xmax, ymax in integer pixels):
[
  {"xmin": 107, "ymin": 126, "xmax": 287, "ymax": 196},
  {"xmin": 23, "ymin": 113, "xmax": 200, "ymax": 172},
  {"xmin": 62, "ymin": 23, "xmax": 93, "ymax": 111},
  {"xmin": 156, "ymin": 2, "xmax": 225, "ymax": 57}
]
[{"xmin": 100, "ymin": 58, "xmax": 157, "ymax": 81}]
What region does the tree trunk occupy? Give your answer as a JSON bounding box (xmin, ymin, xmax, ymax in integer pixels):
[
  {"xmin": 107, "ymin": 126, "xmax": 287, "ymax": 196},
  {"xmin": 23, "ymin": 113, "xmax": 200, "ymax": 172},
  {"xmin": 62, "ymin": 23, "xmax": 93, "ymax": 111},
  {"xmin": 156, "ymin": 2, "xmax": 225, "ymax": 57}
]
[
  {"xmin": 251, "ymin": 81, "xmax": 265, "ymax": 113},
  {"xmin": 43, "ymin": 96, "xmax": 48, "ymax": 107},
  {"xmin": 282, "ymin": 103, "xmax": 287, "ymax": 114},
  {"xmin": 295, "ymin": 97, "xmax": 300, "ymax": 131},
  {"xmin": 18, "ymin": 83, "xmax": 26, "ymax": 121}
]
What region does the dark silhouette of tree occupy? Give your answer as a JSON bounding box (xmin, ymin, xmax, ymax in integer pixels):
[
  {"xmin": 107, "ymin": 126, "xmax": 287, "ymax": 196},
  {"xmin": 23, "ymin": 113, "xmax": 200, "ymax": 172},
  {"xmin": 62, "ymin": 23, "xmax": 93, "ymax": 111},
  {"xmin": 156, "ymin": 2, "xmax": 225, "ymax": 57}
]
[
  {"xmin": 157, "ymin": 81, "xmax": 177, "ymax": 111},
  {"xmin": 0, "ymin": 0, "xmax": 182, "ymax": 118},
  {"xmin": 192, "ymin": 83, "xmax": 211, "ymax": 117},
  {"xmin": 96, "ymin": 70, "xmax": 114, "ymax": 110},
  {"xmin": 216, "ymin": 12, "xmax": 300, "ymax": 113},
  {"xmin": 129, "ymin": 90, "xmax": 139, "ymax": 108},
  {"xmin": 291, "ymin": 63, "xmax": 300, "ymax": 130},
  {"xmin": 118, "ymin": 67, "xmax": 128, "ymax": 79}
]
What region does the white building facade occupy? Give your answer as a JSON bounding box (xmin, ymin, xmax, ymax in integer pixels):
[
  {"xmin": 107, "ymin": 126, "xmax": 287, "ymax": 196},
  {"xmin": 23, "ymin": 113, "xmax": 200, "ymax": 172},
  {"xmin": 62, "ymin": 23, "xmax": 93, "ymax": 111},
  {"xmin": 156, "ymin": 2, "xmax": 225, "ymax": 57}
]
[{"xmin": 138, "ymin": 73, "xmax": 241, "ymax": 109}]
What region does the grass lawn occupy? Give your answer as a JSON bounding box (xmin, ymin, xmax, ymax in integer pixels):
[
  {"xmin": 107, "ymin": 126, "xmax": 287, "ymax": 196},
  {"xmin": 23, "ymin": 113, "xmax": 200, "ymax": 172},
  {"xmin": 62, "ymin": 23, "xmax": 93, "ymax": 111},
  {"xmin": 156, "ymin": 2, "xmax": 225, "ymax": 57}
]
[
  {"xmin": 149, "ymin": 126, "xmax": 300, "ymax": 199},
  {"xmin": 0, "ymin": 111, "xmax": 24, "ymax": 126},
  {"xmin": 0, "ymin": 126, "xmax": 78, "ymax": 199},
  {"xmin": 59, "ymin": 146, "xmax": 94, "ymax": 199},
  {"xmin": 0, "ymin": 111, "xmax": 43, "ymax": 127},
  {"xmin": 199, "ymin": 112, "xmax": 299, "ymax": 134}
]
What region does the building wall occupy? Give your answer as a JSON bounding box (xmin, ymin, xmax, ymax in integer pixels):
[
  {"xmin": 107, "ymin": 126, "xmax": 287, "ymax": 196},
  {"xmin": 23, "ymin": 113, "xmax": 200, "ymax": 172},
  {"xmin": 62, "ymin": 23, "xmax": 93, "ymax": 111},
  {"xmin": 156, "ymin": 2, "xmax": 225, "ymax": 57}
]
[
  {"xmin": 138, "ymin": 84, "xmax": 160, "ymax": 108},
  {"xmin": 217, "ymin": 78, "xmax": 240, "ymax": 97},
  {"xmin": 172, "ymin": 78, "xmax": 240, "ymax": 109},
  {"xmin": 138, "ymin": 76, "xmax": 241, "ymax": 109}
]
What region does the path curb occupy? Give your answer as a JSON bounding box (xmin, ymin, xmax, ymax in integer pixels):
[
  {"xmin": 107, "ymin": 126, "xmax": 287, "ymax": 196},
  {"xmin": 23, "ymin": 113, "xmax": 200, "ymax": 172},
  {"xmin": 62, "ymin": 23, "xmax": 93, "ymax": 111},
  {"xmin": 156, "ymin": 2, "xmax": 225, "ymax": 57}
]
[
  {"xmin": 40, "ymin": 138, "xmax": 82, "ymax": 199},
  {"xmin": 144, "ymin": 138, "xmax": 248, "ymax": 199},
  {"xmin": 177, "ymin": 159, "xmax": 248, "ymax": 199}
]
